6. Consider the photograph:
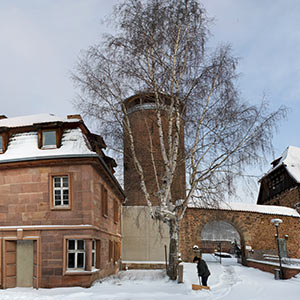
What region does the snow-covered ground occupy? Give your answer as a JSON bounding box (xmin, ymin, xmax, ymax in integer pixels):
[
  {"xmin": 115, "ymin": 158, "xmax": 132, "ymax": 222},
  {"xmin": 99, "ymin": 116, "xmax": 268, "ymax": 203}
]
[{"xmin": 1, "ymin": 254, "xmax": 299, "ymax": 300}]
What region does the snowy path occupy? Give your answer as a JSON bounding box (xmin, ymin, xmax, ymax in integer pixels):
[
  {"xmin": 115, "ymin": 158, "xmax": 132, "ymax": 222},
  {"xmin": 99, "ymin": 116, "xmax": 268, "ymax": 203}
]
[{"xmin": 0, "ymin": 256, "xmax": 299, "ymax": 300}]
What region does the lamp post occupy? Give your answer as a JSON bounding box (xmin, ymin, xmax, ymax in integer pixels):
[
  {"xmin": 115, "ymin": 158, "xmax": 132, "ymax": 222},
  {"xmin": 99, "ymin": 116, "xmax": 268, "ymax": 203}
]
[
  {"xmin": 270, "ymin": 218, "xmax": 283, "ymax": 279},
  {"xmin": 218, "ymin": 241, "xmax": 222, "ymax": 264}
]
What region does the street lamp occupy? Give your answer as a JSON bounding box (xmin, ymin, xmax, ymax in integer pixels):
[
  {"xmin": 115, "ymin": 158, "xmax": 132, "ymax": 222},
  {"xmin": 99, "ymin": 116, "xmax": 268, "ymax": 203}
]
[{"xmin": 270, "ymin": 218, "xmax": 283, "ymax": 279}]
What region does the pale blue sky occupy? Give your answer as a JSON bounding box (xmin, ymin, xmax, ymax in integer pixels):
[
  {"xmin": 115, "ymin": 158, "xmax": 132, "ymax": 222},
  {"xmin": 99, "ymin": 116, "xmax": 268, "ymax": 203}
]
[
  {"xmin": 0, "ymin": 0, "xmax": 299, "ymax": 200},
  {"xmin": 201, "ymin": 0, "xmax": 300, "ymax": 158}
]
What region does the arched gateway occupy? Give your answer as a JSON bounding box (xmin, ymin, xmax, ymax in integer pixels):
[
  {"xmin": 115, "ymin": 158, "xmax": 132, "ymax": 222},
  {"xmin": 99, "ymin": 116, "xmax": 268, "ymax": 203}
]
[
  {"xmin": 179, "ymin": 203, "xmax": 300, "ymax": 263},
  {"xmin": 201, "ymin": 220, "xmax": 241, "ymax": 255}
]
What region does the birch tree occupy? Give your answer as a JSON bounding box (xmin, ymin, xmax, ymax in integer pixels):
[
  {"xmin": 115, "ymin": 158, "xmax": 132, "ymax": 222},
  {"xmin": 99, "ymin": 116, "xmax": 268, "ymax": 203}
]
[{"xmin": 72, "ymin": 0, "xmax": 286, "ymax": 280}]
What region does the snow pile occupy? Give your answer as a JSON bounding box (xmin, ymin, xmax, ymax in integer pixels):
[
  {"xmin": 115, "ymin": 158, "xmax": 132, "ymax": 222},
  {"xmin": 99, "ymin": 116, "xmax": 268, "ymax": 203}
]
[
  {"xmin": 189, "ymin": 201, "xmax": 300, "ymax": 218},
  {"xmin": 102, "ymin": 269, "xmax": 168, "ymax": 284}
]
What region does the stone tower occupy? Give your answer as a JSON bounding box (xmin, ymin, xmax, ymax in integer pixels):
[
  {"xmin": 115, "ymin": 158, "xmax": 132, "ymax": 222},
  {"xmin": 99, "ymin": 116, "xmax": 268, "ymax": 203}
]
[
  {"xmin": 122, "ymin": 93, "xmax": 186, "ymax": 262},
  {"xmin": 123, "ymin": 93, "xmax": 186, "ymax": 206}
]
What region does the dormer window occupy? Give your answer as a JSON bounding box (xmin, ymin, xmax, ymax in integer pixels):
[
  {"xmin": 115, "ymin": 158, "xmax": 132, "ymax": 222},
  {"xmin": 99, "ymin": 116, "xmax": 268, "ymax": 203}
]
[
  {"xmin": 42, "ymin": 130, "xmax": 57, "ymax": 149},
  {"xmin": 0, "ymin": 135, "xmax": 3, "ymax": 153},
  {"xmin": 38, "ymin": 127, "xmax": 62, "ymax": 150},
  {"xmin": 0, "ymin": 133, "xmax": 7, "ymax": 154}
]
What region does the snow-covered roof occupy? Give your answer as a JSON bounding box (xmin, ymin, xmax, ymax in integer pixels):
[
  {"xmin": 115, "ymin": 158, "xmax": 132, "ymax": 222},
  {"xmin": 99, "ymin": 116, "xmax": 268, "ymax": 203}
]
[
  {"xmin": 0, "ymin": 114, "xmax": 125, "ymax": 197},
  {"xmin": 188, "ymin": 201, "xmax": 300, "ymax": 218},
  {"xmin": 0, "ymin": 114, "xmax": 97, "ymax": 163},
  {"xmin": 0, "ymin": 113, "xmax": 78, "ymax": 128},
  {"xmin": 0, "ymin": 128, "xmax": 96, "ymax": 163},
  {"xmin": 262, "ymin": 145, "xmax": 300, "ymax": 183}
]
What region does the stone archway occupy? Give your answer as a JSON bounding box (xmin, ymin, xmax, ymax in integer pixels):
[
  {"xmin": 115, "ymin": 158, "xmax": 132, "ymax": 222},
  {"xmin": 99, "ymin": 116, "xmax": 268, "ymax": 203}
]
[
  {"xmin": 201, "ymin": 220, "xmax": 241, "ymax": 255},
  {"xmin": 179, "ymin": 207, "xmax": 300, "ymax": 264},
  {"xmin": 179, "ymin": 208, "xmax": 250, "ymax": 262}
]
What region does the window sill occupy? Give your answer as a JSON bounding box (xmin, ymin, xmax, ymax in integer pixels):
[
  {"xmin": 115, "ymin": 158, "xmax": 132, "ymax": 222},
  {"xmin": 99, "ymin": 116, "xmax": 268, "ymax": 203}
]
[
  {"xmin": 64, "ymin": 268, "xmax": 100, "ymax": 276},
  {"xmin": 41, "ymin": 145, "xmax": 57, "ymax": 150},
  {"xmin": 51, "ymin": 206, "xmax": 71, "ymax": 211}
]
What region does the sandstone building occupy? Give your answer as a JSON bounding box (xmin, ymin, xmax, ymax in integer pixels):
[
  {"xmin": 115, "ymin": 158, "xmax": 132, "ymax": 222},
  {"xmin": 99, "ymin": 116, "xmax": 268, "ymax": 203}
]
[
  {"xmin": 0, "ymin": 114, "xmax": 125, "ymax": 288},
  {"xmin": 1, "ymin": 109, "xmax": 299, "ymax": 286}
]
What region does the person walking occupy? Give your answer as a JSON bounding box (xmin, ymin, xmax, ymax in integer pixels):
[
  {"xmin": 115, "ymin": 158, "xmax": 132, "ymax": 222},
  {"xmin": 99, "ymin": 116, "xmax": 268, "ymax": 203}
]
[{"xmin": 193, "ymin": 255, "xmax": 211, "ymax": 286}]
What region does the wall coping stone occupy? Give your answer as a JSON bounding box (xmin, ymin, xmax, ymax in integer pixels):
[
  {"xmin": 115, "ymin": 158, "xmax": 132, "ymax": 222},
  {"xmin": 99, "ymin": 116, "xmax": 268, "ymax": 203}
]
[{"xmin": 247, "ymin": 258, "xmax": 300, "ymax": 270}]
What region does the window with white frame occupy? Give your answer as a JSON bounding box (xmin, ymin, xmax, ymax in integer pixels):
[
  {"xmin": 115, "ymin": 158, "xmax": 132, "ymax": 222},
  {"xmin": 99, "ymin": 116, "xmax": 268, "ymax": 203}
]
[
  {"xmin": 53, "ymin": 176, "xmax": 69, "ymax": 207},
  {"xmin": 92, "ymin": 240, "xmax": 96, "ymax": 268},
  {"xmin": 67, "ymin": 239, "xmax": 85, "ymax": 270}
]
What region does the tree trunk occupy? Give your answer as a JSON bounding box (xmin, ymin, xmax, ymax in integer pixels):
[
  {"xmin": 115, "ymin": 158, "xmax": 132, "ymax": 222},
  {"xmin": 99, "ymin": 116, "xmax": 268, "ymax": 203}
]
[{"xmin": 167, "ymin": 220, "xmax": 178, "ymax": 280}]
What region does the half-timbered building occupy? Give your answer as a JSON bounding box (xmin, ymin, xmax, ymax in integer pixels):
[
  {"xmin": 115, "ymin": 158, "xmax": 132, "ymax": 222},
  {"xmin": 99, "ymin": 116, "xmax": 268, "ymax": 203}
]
[{"xmin": 257, "ymin": 145, "xmax": 300, "ymax": 209}]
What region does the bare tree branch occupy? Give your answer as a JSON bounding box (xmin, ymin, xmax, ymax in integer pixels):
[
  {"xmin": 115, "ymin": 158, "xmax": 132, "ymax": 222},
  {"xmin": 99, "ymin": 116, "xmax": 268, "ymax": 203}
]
[{"xmin": 72, "ymin": 0, "xmax": 287, "ymax": 280}]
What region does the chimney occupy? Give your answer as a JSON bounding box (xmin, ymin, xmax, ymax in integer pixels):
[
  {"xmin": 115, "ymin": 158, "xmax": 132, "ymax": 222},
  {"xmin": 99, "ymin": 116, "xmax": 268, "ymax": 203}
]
[{"xmin": 67, "ymin": 114, "xmax": 82, "ymax": 120}]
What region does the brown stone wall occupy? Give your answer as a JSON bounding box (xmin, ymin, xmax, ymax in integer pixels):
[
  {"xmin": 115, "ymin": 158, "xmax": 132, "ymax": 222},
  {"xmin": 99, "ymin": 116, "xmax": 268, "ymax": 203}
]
[
  {"xmin": 0, "ymin": 162, "xmax": 122, "ymax": 231},
  {"xmin": 40, "ymin": 229, "xmax": 121, "ymax": 288},
  {"xmin": 179, "ymin": 208, "xmax": 300, "ymax": 262},
  {"xmin": 92, "ymin": 167, "xmax": 122, "ymax": 237},
  {"xmin": 201, "ymin": 240, "xmax": 233, "ymax": 253},
  {"xmin": 121, "ymin": 262, "xmax": 166, "ymax": 270},
  {"xmin": 0, "ymin": 159, "xmax": 123, "ymax": 288},
  {"xmin": 0, "ymin": 164, "xmax": 92, "ymax": 226},
  {"xmin": 124, "ymin": 108, "xmax": 186, "ymax": 206},
  {"xmin": 266, "ymin": 187, "xmax": 300, "ymax": 209},
  {"xmin": 247, "ymin": 259, "xmax": 300, "ymax": 279},
  {"xmin": 0, "ymin": 227, "xmax": 121, "ymax": 288}
]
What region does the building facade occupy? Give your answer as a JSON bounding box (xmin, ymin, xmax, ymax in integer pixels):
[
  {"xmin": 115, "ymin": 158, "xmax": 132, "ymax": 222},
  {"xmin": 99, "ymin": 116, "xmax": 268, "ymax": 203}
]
[
  {"xmin": 0, "ymin": 114, "xmax": 125, "ymax": 288},
  {"xmin": 257, "ymin": 145, "xmax": 300, "ymax": 208}
]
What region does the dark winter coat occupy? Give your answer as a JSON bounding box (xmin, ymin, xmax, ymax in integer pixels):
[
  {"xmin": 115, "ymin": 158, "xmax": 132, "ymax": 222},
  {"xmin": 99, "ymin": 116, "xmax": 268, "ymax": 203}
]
[{"xmin": 196, "ymin": 259, "xmax": 210, "ymax": 277}]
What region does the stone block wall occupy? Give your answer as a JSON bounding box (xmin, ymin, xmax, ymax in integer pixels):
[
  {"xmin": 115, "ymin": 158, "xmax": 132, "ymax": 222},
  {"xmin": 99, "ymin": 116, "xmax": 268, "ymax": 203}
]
[
  {"xmin": 247, "ymin": 259, "xmax": 300, "ymax": 279},
  {"xmin": 0, "ymin": 160, "xmax": 122, "ymax": 232},
  {"xmin": 266, "ymin": 187, "xmax": 300, "ymax": 209},
  {"xmin": 0, "ymin": 158, "xmax": 123, "ymax": 288},
  {"xmin": 179, "ymin": 208, "xmax": 300, "ymax": 262},
  {"xmin": 0, "ymin": 163, "xmax": 92, "ymax": 226},
  {"xmin": 40, "ymin": 228, "xmax": 120, "ymax": 288},
  {"xmin": 124, "ymin": 108, "xmax": 186, "ymax": 206}
]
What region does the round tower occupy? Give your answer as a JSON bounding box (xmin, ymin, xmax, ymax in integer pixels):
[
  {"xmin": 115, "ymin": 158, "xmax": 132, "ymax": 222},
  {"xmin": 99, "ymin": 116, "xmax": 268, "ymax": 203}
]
[
  {"xmin": 123, "ymin": 93, "xmax": 186, "ymax": 206},
  {"xmin": 122, "ymin": 92, "xmax": 186, "ymax": 261}
]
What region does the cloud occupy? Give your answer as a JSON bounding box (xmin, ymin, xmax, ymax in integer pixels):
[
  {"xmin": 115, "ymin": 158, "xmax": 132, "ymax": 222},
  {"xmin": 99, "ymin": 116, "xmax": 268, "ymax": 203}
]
[
  {"xmin": 201, "ymin": 0, "xmax": 300, "ymax": 106},
  {"xmin": 0, "ymin": 0, "xmax": 120, "ymax": 117}
]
